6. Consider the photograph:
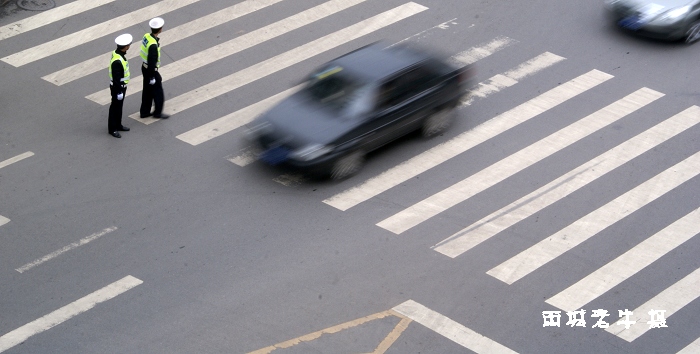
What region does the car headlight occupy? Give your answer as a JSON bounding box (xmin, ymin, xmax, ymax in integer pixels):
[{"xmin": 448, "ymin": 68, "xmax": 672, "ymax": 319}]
[
  {"xmin": 244, "ymin": 121, "xmax": 272, "ymax": 139},
  {"xmin": 288, "ymin": 144, "xmax": 333, "ymax": 161},
  {"xmin": 654, "ymin": 6, "xmax": 690, "ymax": 23}
]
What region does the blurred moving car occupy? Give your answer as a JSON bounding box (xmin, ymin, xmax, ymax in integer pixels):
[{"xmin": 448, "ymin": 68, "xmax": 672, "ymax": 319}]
[
  {"xmin": 245, "ymin": 42, "xmax": 472, "ymax": 179},
  {"xmin": 604, "ymin": 0, "xmax": 700, "ymax": 43}
]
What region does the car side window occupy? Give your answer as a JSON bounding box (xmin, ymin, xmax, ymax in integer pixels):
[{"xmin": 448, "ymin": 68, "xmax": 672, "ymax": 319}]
[{"xmin": 376, "ymin": 65, "xmax": 439, "ymax": 110}]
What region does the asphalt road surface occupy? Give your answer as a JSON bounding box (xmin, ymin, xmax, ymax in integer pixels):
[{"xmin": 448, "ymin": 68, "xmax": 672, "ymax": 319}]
[{"xmin": 0, "ymin": 0, "xmax": 698, "ymax": 353}]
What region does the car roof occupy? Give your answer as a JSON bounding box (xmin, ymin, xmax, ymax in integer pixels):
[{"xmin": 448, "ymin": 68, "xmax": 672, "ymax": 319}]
[{"xmin": 329, "ymin": 42, "xmax": 431, "ymax": 83}]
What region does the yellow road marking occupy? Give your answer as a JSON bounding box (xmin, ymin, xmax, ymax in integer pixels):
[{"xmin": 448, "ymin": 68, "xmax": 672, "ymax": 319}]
[
  {"xmin": 248, "ymin": 310, "xmax": 397, "ymax": 354},
  {"xmin": 369, "ymin": 311, "xmax": 412, "ymax": 354}
]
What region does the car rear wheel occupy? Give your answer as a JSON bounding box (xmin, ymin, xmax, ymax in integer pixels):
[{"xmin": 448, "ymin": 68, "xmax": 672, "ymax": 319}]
[
  {"xmin": 686, "ymin": 20, "xmax": 700, "ymax": 44},
  {"xmin": 330, "ymin": 150, "xmax": 364, "ymax": 180},
  {"xmin": 422, "ymin": 107, "xmax": 454, "ymax": 138}
]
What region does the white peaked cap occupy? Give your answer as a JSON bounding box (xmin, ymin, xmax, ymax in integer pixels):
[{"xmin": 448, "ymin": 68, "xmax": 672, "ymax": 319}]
[
  {"xmin": 115, "ymin": 33, "xmax": 133, "ymax": 46},
  {"xmin": 149, "ymin": 17, "xmax": 165, "ymax": 29}
]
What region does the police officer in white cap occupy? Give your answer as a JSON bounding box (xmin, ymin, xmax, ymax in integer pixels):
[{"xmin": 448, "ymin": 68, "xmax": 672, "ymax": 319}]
[
  {"xmin": 108, "ymin": 33, "xmax": 132, "ymax": 138},
  {"xmin": 139, "ymin": 17, "xmax": 169, "ymax": 119}
]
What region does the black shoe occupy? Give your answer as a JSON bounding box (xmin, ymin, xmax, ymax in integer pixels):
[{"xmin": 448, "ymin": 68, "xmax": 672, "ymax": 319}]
[
  {"xmin": 153, "ymin": 113, "xmax": 169, "ymax": 119},
  {"xmin": 109, "ymin": 131, "xmax": 121, "ymax": 138},
  {"xmin": 119, "ymin": 126, "xmax": 130, "ymax": 131},
  {"xmin": 140, "ymin": 113, "xmax": 152, "ymax": 118}
]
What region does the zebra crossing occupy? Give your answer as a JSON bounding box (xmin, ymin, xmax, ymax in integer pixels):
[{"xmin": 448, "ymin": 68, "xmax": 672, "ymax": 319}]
[{"xmin": 2, "ymin": 0, "xmax": 698, "ymax": 350}]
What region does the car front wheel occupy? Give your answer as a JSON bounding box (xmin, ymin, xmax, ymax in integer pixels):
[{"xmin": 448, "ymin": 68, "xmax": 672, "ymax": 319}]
[
  {"xmin": 422, "ymin": 107, "xmax": 454, "ymax": 138},
  {"xmin": 330, "ymin": 150, "xmax": 364, "ymax": 180},
  {"xmin": 685, "ymin": 19, "xmax": 700, "ymax": 44}
]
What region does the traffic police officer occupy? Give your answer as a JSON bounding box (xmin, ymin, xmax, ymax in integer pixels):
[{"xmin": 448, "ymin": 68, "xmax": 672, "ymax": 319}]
[
  {"xmin": 139, "ymin": 17, "xmax": 169, "ymax": 119},
  {"xmin": 108, "ymin": 33, "xmax": 132, "ymax": 138}
]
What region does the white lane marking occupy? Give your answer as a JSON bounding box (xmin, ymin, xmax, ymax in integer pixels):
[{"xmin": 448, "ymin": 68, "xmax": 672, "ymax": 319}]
[
  {"xmin": 546, "ymin": 207, "xmax": 700, "ymax": 312},
  {"xmin": 0, "ymin": 215, "xmax": 9, "ymax": 227},
  {"xmin": 605, "ymin": 267, "xmax": 700, "ymax": 342},
  {"xmin": 487, "ymin": 150, "xmax": 700, "ymax": 285},
  {"xmin": 677, "ymin": 336, "xmax": 700, "ymax": 354},
  {"xmin": 322, "ymin": 70, "xmax": 613, "ymax": 211},
  {"xmin": 177, "ymin": 86, "xmax": 300, "ymax": 141},
  {"xmin": 463, "ymin": 52, "xmax": 565, "ymax": 105},
  {"xmin": 127, "ymin": 2, "xmax": 427, "ymax": 118},
  {"xmin": 433, "ymin": 106, "xmax": 700, "ymax": 258},
  {"xmin": 43, "ymin": 0, "xmax": 284, "ymax": 86},
  {"xmin": 226, "ymin": 150, "xmax": 258, "ymax": 167},
  {"xmin": 392, "ymin": 300, "xmax": 518, "ymax": 353},
  {"xmin": 0, "ymin": 275, "xmax": 143, "ymax": 352},
  {"xmin": 0, "ymin": 0, "xmax": 115, "ymax": 41},
  {"xmin": 273, "ymin": 174, "xmax": 306, "ymax": 186},
  {"xmin": 376, "ymin": 87, "xmax": 661, "ymax": 234},
  {"xmin": 88, "ymin": 0, "xmax": 375, "ymax": 106},
  {"xmin": 389, "ymin": 17, "xmax": 458, "ymax": 47},
  {"xmin": 0, "ymin": 151, "xmax": 34, "ymax": 169},
  {"xmin": 1, "ymin": 0, "xmax": 204, "ymax": 67},
  {"xmin": 15, "ymin": 226, "xmax": 118, "ymax": 273},
  {"xmin": 449, "ymin": 36, "xmax": 517, "ymax": 66}
]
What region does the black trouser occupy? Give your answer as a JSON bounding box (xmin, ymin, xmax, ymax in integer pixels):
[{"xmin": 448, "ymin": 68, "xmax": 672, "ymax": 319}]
[
  {"xmin": 108, "ymin": 85, "xmax": 126, "ymax": 132},
  {"xmin": 140, "ymin": 67, "xmax": 164, "ymax": 116}
]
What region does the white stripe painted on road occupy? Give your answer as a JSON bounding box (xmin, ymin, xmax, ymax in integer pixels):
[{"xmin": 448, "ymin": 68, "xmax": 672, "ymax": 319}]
[
  {"xmin": 15, "ymin": 226, "xmax": 118, "ymax": 273},
  {"xmin": 0, "ymin": 215, "xmax": 9, "ymax": 227},
  {"xmin": 126, "ymin": 2, "xmax": 427, "ymax": 118},
  {"xmin": 323, "ymin": 70, "xmax": 613, "ymax": 211},
  {"xmin": 546, "ymin": 207, "xmax": 700, "ymax": 312},
  {"xmin": 89, "ymin": 0, "xmax": 377, "ymax": 106},
  {"xmin": 433, "ymin": 106, "xmax": 700, "ymax": 258},
  {"xmin": 0, "ymin": 0, "xmax": 116, "ymax": 41},
  {"xmin": 605, "ymin": 267, "xmax": 700, "ymax": 342},
  {"xmin": 176, "ymin": 86, "xmax": 300, "ymax": 141},
  {"xmin": 392, "ymin": 300, "xmax": 518, "ymax": 353},
  {"xmin": 43, "ymin": 0, "xmax": 284, "ymax": 86},
  {"xmin": 487, "ymin": 151, "xmax": 700, "ymax": 285},
  {"xmin": 449, "ymin": 36, "xmax": 517, "ymax": 66},
  {"xmin": 377, "ymin": 88, "xmax": 661, "ymax": 234},
  {"xmin": 0, "ymin": 151, "xmax": 34, "ymax": 169},
  {"xmin": 677, "ymin": 336, "xmax": 700, "ymax": 354},
  {"xmin": 463, "ymin": 52, "xmax": 565, "ymax": 105},
  {"xmin": 2, "ymin": 0, "xmax": 203, "ymax": 67},
  {"xmin": 0, "ymin": 275, "xmax": 143, "ymax": 353},
  {"xmin": 226, "ymin": 149, "xmax": 258, "ymax": 167}
]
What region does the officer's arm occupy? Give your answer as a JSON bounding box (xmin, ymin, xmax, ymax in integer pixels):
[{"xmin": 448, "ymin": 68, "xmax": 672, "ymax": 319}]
[
  {"xmin": 111, "ymin": 60, "xmax": 125, "ymax": 93},
  {"xmin": 147, "ymin": 44, "xmax": 158, "ymax": 78}
]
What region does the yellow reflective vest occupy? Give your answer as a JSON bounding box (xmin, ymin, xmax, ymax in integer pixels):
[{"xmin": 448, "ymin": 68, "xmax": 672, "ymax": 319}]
[
  {"xmin": 139, "ymin": 33, "xmax": 161, "ymax": 68},
  {"xmin": 109, "ymin": 51, "xmax": 130, "ymax": 85}
]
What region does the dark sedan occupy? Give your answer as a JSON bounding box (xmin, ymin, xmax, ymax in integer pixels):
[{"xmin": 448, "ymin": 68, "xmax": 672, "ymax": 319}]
[
  {"xmin": 245, "ymin": 42, "xmax": 471, "ymax": 179},
  {"xmin": 605, "ymin": 0, "xmax": 700, "ymax": 43}
]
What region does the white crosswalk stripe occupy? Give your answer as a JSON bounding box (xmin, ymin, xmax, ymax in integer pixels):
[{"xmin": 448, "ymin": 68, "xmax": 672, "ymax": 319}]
[
  {"xmin": 377, "ymin": 87, "xmax": 661, "ymax": 234},
  {"xmin": 87, "ymin": 0, "xmax": 374, "ymax": 106},
  {"xmin": 1, "ymin": 0, "xmax": 204, "ymax": 67},
  {"xmin": 126, "ymin": 2, "xmax": 428, "ymax": 119},
  {"xmin": 433, "ymin": 105, "xmax": 700, "ymax": 258},
  {"xmin": 42, "ymin": 0, "xmax": 285, "ymax": 86},
  {"xmin": 323, "ymin": 70, "xmax": 613, "ymax": 211},
  {"xmin": 678, "ymin": 336, "xmax": 700, "ymax": 353},
  {"xmin": 545, "ymin": 207, "xmax": 700, "ymax": 312},
  {"xmin": 605, "ymin": 267, "xmax": 700, "ymax": 342},
  {"xmin": 462, "ymin": 52, "xmax": 565, "ymax": 105},
  {"xmin": 0, "ymin": 0, "xmax": 116, "ymax": 41},
  {"xmin": 487, "ymin": 150, "xmax": 700, "ymax": 285},
  {"xmin": 0, "ymin": 151, "xmax": 34, "ymax": 228},
  {"xmin": 177, "ymin": 86, "xmax": 301, "ymax": 142}
]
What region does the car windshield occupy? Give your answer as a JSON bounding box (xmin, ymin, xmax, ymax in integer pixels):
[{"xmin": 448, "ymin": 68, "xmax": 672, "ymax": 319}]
[{"xmin": 304, "ymin": 66, "xmax": 363, "ymax": 111}]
